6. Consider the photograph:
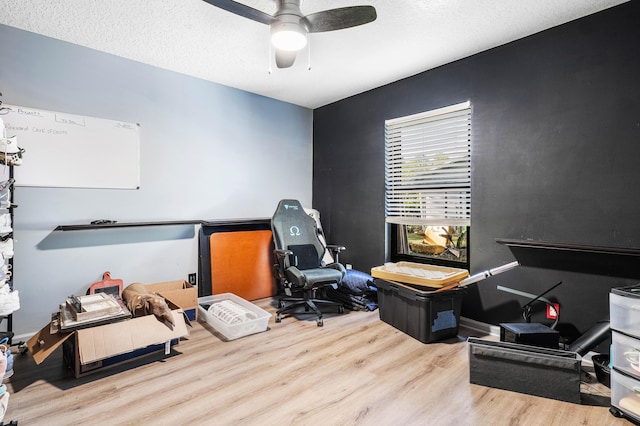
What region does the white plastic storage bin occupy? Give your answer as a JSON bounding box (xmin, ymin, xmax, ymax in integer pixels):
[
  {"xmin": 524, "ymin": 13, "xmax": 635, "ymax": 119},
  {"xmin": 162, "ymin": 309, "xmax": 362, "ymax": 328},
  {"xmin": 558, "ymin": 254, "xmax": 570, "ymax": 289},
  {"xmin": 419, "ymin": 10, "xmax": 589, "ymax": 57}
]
[
  {"xmin": 611, "ymin": 291, "xmax": 640, "ymax": 340},
  {"xmin": 612, "ymin": 330, "xmax": 640, "ymax": 381},
  {"xmin": 611, "ymin": 369, "xmax": 640, "ymax": 422},
  {"xmin": 198, "ymin": 293, "xmax": 271, "ymax": 341}
]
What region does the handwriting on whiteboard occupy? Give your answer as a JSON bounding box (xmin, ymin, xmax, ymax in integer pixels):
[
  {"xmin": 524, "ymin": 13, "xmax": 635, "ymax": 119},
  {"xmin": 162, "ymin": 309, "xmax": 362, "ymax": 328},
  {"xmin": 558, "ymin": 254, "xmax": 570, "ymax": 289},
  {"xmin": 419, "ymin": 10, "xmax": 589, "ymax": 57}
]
[{"xmin": 3, "ymin": 104, "xmax": 141, "ymax": 189}]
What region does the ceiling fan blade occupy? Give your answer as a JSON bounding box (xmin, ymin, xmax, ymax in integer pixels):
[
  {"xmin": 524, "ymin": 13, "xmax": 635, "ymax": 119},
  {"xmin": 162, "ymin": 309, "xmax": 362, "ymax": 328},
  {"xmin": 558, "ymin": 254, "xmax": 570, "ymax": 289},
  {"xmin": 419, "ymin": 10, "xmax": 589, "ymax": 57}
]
[
  {"xmin": 304, "ymin": 6, "xmax": 377, "ymax": 33},
  {"xmin": 201, "ymin": 0, "xmax": 274, "ymax": 25},
  {"xmin": 275, "ymin": 49, "xmax": 297, "ymax": 68}
]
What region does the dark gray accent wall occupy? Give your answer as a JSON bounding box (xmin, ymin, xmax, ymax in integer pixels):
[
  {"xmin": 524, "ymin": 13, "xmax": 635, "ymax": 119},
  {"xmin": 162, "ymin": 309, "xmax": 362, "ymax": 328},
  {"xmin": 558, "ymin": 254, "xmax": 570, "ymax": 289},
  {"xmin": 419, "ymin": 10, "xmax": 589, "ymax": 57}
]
[{"xmin": 313, "ymin": 1, "xmax": 640, "ymax": 338}]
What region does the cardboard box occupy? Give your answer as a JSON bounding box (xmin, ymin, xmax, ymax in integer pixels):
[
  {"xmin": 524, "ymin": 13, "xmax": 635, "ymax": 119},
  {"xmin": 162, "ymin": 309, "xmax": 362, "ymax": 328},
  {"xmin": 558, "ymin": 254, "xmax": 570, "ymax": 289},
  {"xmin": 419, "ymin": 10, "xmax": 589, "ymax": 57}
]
[
  {"xmin": 145, "ymin": 280, "xmax": 198, "ymax": 321},
  {"xmin": 27, "ymin": 310, "xmax": 189, "ymax": 378},
  {"xmin": 62, "ymin": 335, "xmax": 179, "ymax": 378}
]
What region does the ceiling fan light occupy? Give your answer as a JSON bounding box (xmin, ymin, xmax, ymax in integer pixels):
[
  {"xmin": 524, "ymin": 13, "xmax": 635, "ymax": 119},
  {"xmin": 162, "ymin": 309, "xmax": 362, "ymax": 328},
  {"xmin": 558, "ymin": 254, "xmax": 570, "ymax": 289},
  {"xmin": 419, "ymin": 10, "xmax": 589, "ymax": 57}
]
[{"xmin": 271, "ymin": 21, "xmax": 307, "ymax": 51}]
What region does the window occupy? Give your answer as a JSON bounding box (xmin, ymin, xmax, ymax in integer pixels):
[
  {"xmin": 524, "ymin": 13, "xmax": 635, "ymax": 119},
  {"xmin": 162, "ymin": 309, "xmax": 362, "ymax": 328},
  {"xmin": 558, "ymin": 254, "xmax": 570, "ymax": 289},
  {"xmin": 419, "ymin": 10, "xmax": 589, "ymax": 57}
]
[{"xmin": 385, "ymin": 101, "xmax": 471, "ymax": 267}]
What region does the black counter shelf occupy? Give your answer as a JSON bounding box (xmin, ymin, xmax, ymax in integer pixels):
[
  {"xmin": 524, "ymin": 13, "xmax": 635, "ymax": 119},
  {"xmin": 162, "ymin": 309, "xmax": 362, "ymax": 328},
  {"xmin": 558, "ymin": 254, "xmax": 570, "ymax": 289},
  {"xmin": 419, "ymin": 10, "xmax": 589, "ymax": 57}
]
[
  {"xmin": 55, "ymin": 220, "xmax": 202, "ymax": 231},
  {"xmin": 496, "ymin": 238, "xmax": 640, "ymax": 279}
]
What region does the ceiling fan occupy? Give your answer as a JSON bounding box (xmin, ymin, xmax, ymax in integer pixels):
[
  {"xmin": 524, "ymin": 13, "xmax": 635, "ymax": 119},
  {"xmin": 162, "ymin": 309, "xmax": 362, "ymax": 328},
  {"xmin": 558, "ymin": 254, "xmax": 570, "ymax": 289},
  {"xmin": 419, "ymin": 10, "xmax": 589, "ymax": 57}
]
[{"xmin": 202, "ymin": 0, "xmax": 377, "ymax": 68}]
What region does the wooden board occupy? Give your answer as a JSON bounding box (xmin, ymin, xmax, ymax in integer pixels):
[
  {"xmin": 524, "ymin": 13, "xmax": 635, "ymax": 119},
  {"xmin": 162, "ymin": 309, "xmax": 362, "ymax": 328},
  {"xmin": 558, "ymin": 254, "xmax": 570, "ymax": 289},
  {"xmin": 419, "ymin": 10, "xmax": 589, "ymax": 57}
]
[
  {"xmin": 371, "ymin": 261, "xmax": 468, "ymax": 288},
  {"xmin": 209, "ymin": 230, "xmax": 276, "ymax": 300}
]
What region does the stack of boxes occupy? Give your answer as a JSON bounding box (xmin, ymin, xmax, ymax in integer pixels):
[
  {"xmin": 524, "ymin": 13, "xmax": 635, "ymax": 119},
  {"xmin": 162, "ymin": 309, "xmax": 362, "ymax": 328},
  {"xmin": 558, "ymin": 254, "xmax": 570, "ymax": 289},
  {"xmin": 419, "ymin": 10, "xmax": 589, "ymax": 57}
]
[{"xmin": 27, "ymin": 279, "xmax": 196, "ymax": 378}]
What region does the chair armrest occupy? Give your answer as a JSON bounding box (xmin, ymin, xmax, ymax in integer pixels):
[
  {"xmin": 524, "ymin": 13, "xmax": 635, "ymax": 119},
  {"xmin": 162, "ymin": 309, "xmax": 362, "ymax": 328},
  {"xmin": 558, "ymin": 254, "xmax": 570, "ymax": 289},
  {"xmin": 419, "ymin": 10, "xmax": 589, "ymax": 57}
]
[
  {"xmin": 274, "ymin": 248, "xmax": 295, "ymax": 268},
  {"xmin": 274, "ymin": 248, "xmax": 294, "ymax": 258},
  {"xmin": 326, "ymin": 245, "xmax": 346, "ymax": 263}
]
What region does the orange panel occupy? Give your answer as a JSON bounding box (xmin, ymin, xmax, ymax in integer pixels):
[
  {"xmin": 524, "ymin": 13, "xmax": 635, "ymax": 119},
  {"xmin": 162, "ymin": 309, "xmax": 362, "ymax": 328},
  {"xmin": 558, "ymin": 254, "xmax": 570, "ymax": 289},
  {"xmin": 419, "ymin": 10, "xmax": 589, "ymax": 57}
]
[{"xmin": 209, "ymin": 230, "xmax": 276, "ymax": 301}]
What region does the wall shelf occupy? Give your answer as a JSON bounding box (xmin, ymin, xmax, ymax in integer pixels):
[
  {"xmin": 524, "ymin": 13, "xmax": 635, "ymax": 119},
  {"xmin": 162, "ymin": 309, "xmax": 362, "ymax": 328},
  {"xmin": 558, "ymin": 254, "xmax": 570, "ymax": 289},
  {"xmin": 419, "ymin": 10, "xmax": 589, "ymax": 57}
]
[
  {"xmin": 55, "ymin": 220, "xmax": 202, "ymax": 231},
  {"xmin": 496, "ymin": 238, "xmax": 640, "ymax": 279},
  {"xmin": 496, "ymin": 239, "xmax": 640, "ymax": 256}
]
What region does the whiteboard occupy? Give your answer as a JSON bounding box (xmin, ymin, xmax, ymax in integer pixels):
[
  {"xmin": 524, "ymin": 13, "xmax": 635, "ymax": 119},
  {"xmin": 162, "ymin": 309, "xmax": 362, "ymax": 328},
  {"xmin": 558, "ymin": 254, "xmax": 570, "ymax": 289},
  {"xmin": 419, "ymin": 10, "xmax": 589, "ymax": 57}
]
[{"xmin": 2, "ymin": 105, "xmax": 140, "ymax": 189}]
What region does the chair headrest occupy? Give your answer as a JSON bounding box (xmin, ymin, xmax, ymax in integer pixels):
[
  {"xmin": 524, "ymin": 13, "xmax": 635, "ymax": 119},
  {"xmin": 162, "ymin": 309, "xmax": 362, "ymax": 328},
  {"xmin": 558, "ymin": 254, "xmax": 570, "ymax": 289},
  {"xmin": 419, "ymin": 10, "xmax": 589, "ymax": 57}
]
[
  {"xmin": 274, "ymin": 199, "xmax": 304, "ymax": 217},
  {"xmin": 271, "ymin": 199, "xmax": 324, "ymax": 263}
]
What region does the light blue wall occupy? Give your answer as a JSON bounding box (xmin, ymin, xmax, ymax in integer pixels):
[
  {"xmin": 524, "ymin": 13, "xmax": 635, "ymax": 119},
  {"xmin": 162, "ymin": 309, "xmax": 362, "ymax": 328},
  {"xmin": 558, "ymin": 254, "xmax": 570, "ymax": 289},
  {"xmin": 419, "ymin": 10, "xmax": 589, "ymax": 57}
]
[{"xmin": 0, "ymin": 24, "xmax": 313, "ymax": 337}]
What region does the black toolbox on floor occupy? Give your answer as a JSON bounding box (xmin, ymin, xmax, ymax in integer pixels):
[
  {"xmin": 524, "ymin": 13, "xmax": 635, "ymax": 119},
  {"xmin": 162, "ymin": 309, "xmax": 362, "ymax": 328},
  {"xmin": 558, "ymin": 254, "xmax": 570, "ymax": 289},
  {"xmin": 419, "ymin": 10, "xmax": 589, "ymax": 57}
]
[
  {"xmin": 468, "ymin": 337, "xmax": 582, "ymax": 403},
  {"xmin": 374, "ymin": 278, "xmax": 464, "ymax": 343},
  {"xmin": 500, "ymin": 322, "xmax": 560, "ymax": 348}
]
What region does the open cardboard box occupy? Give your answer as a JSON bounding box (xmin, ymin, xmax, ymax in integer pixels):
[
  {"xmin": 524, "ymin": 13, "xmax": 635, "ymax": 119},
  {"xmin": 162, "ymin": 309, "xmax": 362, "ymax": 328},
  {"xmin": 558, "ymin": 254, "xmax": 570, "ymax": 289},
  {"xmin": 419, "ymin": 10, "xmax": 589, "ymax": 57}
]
[
  {"xmin": 144, "ymin": 280, "xmax": 198, "ymax": 321},
  {"xmin": 27, "ymin": 308, "xmax": 189, "ymax": 378}
]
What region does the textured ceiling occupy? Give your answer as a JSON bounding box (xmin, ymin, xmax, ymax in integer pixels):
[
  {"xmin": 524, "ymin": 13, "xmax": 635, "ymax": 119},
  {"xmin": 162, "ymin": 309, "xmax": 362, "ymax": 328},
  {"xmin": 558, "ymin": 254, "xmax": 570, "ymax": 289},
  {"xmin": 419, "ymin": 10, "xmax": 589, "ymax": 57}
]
[{"xmin": 0, "ymin": 0, "xmax": 629, "ymax": 109}]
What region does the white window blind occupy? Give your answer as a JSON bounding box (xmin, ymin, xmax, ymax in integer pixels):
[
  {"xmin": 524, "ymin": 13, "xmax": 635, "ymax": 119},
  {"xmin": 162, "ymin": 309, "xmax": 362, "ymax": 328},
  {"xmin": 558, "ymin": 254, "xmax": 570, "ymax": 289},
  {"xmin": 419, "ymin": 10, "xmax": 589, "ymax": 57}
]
[{"xmin": 385, "ymin": 101, "xmax": 471, "ymax": 226}]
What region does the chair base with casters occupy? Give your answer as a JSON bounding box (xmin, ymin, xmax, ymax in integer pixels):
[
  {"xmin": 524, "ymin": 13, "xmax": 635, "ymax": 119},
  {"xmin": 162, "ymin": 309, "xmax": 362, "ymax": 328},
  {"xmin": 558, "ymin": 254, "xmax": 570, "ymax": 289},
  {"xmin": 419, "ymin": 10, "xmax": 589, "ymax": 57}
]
[{"xmin": 275, "ymin": 287, "xmax": 345, "ymax": 327}]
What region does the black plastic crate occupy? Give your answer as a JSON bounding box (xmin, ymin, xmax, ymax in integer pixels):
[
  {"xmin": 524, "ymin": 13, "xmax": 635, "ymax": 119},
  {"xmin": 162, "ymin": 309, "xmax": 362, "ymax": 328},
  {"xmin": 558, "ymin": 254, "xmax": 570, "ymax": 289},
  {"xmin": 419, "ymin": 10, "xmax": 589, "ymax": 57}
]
[{"xmin": 374, "ymin": 278, "xmax": 464, "ymax": 343}]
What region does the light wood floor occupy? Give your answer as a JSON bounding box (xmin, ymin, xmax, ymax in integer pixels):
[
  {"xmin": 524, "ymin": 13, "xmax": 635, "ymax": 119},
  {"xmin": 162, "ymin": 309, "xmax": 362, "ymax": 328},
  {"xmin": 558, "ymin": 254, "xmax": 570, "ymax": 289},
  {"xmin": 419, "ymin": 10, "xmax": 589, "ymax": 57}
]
[{"xmin": 3, "ymin": 298, "xmax": 627, "ymax": 425}]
